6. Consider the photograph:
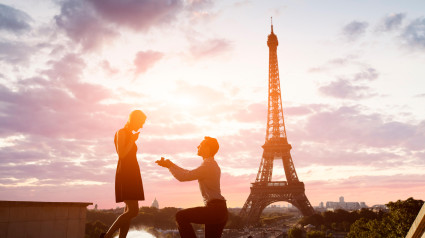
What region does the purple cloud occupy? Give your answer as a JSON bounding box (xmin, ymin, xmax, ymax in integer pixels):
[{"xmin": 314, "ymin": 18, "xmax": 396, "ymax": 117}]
[
  {"xmin": 402, "ymin": 17, "xmax": 425, "ymax": 50},
  {"xmin": 186, "ymin": 0, "xmax": 213, "ymax": 10},
  {"xmin": 299, "ymin": 105, "xmax": 425, "ymax": 151},
  {"xmin": 87, "ymin": 0, "xmax": 183, "ymax": 31},
  {"xmin": 353, "ymin": 67, "xmax": 379, "ymax": 81},
  {"xmin": 342, "ymin": 21, "xmax": 369, "ymax": 41},
  {"xmin": 0, "ymin": 40, "xmax": 34, "ymax": 64},
  {"xmin": 318, "ymin": 66, "xmax": 379, "ymax": 99},
  {"xmin": 319, "ymin": 78, "xmax": 374, "ymax": 99},
  {"xmin": 54, "ymin": 0, "xmax": 117, "ymax": 51},
  {"xmin": 0, "ymin": 4, "xmax": 32, "ymax": 34},
  {"xmin": 377, "ymin": 13, "xmax": 406, "ymax": 32}
]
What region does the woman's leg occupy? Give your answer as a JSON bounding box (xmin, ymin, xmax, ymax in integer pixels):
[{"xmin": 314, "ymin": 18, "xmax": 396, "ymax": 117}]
[
  {"xmin": 105, "ymin": 200, "xmax": 139, "ymax": 238},
  {"xmin": 118, "ymin": 205, "xmax": 131, "ymax": 238}
]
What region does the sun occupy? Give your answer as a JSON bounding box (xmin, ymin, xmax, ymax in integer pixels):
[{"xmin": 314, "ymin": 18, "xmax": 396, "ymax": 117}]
[{"xmin": 170, "ymin": 95, "xmax": 198, "ymax": 108}]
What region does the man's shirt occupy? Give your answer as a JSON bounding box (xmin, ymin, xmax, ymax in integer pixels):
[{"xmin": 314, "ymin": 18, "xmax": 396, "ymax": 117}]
[{"xmin": 168, "ymin": 157, "xmax": 225, "ymax": 205}]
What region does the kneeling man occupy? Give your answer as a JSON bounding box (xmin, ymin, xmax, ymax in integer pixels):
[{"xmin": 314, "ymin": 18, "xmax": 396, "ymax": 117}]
[{"xmin": 156, "ymin": 136, "xmax": 228, "ymax": 238}]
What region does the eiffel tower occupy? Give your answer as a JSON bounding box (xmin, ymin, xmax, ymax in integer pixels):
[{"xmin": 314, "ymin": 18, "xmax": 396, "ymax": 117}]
[{"xmin": 239, "ymin": 20, "xmax": 315, "ymax": 225}]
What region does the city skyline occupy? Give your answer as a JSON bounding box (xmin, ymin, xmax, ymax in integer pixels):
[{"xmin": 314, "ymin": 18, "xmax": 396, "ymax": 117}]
[{"xmin": 1, "ymin": 0, "xmax": 425, "ymax": 209}]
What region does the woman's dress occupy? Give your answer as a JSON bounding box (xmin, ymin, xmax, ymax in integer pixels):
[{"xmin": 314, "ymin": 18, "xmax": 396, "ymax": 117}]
[{"xmin": 114, "ymin": 129, "xmax": 145, "ymax": 203}]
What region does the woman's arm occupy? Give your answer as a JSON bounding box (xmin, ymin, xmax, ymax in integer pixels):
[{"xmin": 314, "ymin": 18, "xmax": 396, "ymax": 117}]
[{"xmin": 116, "ymin": 130, "xmax": 139, "ymax": 158}]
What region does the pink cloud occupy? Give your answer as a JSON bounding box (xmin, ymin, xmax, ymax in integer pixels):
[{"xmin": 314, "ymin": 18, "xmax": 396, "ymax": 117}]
[
  {"xmin": 232, "ymin": 102, "xmax": 267, "ymax": 123},
  {"xmin": 189, "ymin": 38, "xmax": 232, "ymax": 59},
  {"xmin": 0, "ymin": 54, "xmax": 127, "ymax": 139},
  {"xmin": 100, "ymin": 60, "xmax": 119, "ymax": 75},
  {"xmin": 134, "ymin": 50, "xmax": 164, "ymax": 75}
]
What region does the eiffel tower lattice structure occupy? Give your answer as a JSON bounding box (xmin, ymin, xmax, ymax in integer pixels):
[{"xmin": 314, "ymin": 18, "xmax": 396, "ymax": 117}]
[{"xmin": 239, "ymin": 21, "xmax": 315, "ymax": 225}]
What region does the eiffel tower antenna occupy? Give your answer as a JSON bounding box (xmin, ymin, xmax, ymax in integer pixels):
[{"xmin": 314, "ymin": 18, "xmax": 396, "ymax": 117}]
[
  {"xmin": 239, "ymin": 21, "xmax": 315, "ymax": 226},
  {"xmin": 271, "ymin": 16, "xmax": 273, "ymax": 32}
]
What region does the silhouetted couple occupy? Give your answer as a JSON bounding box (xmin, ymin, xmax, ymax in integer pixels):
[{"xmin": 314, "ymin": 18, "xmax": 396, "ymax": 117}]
[{"xmin": 101, "ymin": 110, "xmax": 228, "ymax": 238}]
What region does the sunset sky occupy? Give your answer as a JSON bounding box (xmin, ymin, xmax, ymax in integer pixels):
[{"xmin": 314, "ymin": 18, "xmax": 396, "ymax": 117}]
[{"xmin": 1, "ymin": 0, "xmax": 425, "ymax": 209}]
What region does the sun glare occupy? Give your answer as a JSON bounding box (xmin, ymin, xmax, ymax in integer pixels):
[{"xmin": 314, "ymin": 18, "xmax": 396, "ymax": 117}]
[
  {"xmin": 171, "ymin": 95, "xmax": 198, "ymax": 108},
  {"xmin": 113, "ymin": 229, "xmax": 155, "ymax": 238}
]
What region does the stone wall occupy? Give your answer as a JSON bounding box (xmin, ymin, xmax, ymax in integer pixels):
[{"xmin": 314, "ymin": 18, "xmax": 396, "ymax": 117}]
[{"xmin": 0, "ymin": 201, "xmax": 92, "ymax": 238}]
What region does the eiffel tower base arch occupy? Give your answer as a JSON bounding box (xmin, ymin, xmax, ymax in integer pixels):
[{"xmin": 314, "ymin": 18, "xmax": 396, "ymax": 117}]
[{"xmin": 240, "ymin": 182, "xmax": 314, "ymax": 226}]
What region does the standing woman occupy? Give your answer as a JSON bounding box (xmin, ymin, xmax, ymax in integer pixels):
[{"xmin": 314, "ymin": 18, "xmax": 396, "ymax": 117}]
[{"xmin": 101, "ymin": 110, "xmax": 147, "ymax": 238}]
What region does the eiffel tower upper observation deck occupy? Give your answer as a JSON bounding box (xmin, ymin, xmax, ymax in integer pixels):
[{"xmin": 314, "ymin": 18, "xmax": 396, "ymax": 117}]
[{"xmin": 239, "ymin": 20, "xmax": 315, "ymax": 225}]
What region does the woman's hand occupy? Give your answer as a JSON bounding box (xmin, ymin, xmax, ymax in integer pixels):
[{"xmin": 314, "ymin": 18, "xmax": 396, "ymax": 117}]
[{"xmin": 131, "ymin": 132, "xmax": 140, "ymax": 142}]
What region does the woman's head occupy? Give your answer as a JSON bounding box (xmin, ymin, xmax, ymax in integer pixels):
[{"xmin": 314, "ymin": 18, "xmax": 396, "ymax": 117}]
[{"xmin": 125, "ymin": 110, "xmax": 147, "ymax": 131}]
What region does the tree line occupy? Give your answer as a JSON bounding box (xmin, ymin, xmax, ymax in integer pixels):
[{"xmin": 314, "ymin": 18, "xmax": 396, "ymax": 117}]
[{"xmin": 287, "ymin": 197, "xmax": 423, "ymax": 238}]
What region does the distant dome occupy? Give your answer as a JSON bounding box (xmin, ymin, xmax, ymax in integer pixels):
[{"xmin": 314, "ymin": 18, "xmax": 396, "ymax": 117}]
[{"xmin": 151, "ymin": 197, "xmax": 159, "ymax": 209}]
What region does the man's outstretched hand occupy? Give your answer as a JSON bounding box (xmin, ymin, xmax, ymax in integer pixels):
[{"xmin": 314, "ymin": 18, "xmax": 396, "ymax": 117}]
[{"xmin": 155, "ymin": 157, "xmax": 173, "ymax": 168}]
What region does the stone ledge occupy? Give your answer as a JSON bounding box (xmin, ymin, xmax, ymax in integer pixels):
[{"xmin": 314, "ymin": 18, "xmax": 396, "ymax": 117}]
[{"xmin": 0, "ymin": 201, "xmax": 92, "ymax": 207}]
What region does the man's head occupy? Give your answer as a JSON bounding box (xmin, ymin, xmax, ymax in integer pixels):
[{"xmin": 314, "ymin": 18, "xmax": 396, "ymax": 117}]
[{"xmin": 197, "ymin": 136, "xmax": 219, "ymax": 158}]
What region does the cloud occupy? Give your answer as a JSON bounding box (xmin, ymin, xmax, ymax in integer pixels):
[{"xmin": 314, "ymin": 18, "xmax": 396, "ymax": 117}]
[
  {"xmin": 100, "ymin": 60, "xmax": 119, "ymax": 75},
  {"xmin": 310, "ymin": 60, "xmax": 379, "ymax": 100},
  {"xmin": 0, "ymin": 54, "xmax": 126, "ymax": 139},
  {"xmin": 284, "ymin": 104, "xmax": 324, "ymax": 117},
  {"xmin": 342, "ymin": 21, "xmax": 369, "ymax": 41},
  {"xmin": 232, "ymin": 103, "xmax": 267, "ymax": 123},
  {"xmin": 299, "ymin": 105, "xmax": 425, "ymax": 151},
  {"xmin": 353, "ymin": 67, "xmax": 379, "ymax": 81},
  {"xmin": 0, "ymin": 4, "xmax": 32, "ymax": 34},
  {"xmin": 233, "ymin": 0, "xmax": 252, "ymax": 8},
  {"xmin": 134, "ymin": 50, "xmax": 164, "ymax": 75},
  {"xmin": 54, "ymin": 0, "xmax": 117, "ymax": 51},
  {"xmin": 401, "ymin": 17, "xmax": 425, "ymax": 50},
  {"xmin": 186, "ymin": 0, "xmax": 213, "ymax": 10},
  {"xmin": 308, "ymin": 55, "xmax": 359, "ymax": 73},
  {"xmin": 189, "ymin": 38, "xmax": 232, "ymax": 59},
  {"xmin": 319, "ymin": 78, "xmax": 374, "ymax": 99},
  {"xmin": 328, "ymin": 55, "xmax": 359, "ymax": 66},
  {"xmin": 87, "ymin": 0, "xmax": 183, "ymax": 31},
  {"xmin": 0, "ymin": 40, "xmax": 34, "ymax": 64},
  {"xmin": 377, "ymin": 13, "xmax": 406, "ymax": 32}
]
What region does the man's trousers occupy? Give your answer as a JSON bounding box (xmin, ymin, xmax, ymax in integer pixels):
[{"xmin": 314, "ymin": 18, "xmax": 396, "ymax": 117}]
[{"xmin": 175, "ymin": 199, "xmax": 228, "ymax": 238}]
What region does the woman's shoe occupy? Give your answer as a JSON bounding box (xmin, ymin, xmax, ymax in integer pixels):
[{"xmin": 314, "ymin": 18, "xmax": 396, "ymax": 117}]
[{"xmin": 99, "ymin": 233, "xmax": 106, "ymax": 238}]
